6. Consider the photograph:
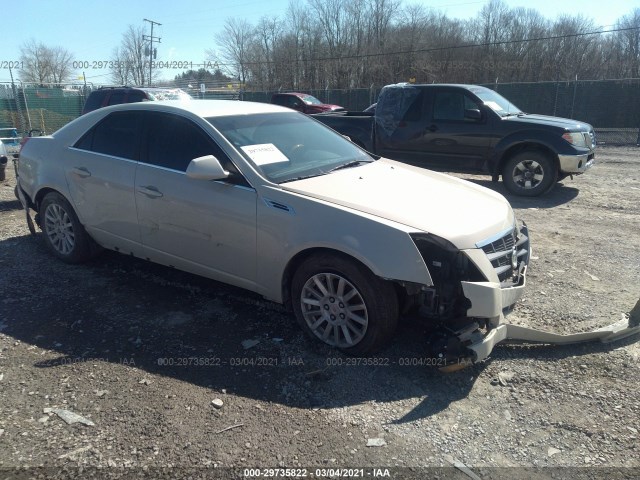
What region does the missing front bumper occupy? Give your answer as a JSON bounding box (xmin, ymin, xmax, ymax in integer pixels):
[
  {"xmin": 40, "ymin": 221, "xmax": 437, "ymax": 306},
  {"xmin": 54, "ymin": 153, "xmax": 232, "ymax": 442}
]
[{"xmin": 464, "ymin": 302, "xmax": 640, "ymax": 364}]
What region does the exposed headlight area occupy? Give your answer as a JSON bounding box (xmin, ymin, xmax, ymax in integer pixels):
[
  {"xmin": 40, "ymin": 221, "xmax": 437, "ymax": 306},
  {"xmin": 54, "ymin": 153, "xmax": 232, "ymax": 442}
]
[{"xmin": 409, "ymin": 233, "xmax": 486, "ymax": 320}]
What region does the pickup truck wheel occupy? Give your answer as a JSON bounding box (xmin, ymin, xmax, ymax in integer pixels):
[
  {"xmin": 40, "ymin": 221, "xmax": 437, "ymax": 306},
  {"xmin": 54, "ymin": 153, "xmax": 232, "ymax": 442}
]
[
  {"xmin": 40, "ymin": 192, "xmax": 94, "ymax": 264},
  {"xmin": 502, "ymin": 151, "xmax": 557, "ymax": 196},
  {"xmin": 291, "ymin": 253, "xmax": 398, "ymax": 355}
]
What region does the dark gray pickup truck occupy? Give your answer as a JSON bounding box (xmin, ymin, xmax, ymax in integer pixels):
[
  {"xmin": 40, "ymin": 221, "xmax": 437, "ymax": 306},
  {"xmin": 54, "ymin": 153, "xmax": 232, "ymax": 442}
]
[{"xmin": 312, "ymin": 83, "xmax": 596, "ymax": 196}]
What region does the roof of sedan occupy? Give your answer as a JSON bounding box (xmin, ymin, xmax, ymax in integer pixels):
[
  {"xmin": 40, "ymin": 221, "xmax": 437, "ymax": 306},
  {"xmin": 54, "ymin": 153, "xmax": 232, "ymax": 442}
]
[{"xmin": 105, "ymin": 99, "xmax": 290, "ymax": 117}]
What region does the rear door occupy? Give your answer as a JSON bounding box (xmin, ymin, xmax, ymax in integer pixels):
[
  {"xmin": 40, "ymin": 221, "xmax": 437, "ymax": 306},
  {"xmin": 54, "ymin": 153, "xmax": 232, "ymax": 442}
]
[
  {"xmin": 65, "ymin": 111, "xmax": 142, "ymax": 253},
  {"xmin": 134, "ymin": 111, "xmax": 258, "ymax": 288}
]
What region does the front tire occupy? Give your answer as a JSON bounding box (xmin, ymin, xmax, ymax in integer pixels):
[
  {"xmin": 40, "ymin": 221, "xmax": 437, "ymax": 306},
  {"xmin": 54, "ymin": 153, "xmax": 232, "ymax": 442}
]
[
  {"xmin": 502, "ymin": 150, "xmax": 557, "ymax": 196},
  {"xmin": 291, "ymin": 253, "xmax": 398, "ymax": 355},
  {"xmin": 40, "ymin": 192, "xmax": 95, "ymax": 263}
]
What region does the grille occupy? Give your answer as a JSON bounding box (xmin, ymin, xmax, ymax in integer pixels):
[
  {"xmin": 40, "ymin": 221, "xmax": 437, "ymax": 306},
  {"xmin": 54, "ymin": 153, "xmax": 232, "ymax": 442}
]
[{"xmin": 479, "ymin": 226, "xmax": 529, "ymax": 283}]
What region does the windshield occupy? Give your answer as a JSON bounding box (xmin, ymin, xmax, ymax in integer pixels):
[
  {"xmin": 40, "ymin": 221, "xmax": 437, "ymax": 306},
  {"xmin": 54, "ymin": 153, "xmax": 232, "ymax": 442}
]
[
  {"xmin": 301, "ymin": 94, "xmax": 322, "ymax": 105},
  {"xmin": 468, "ymin": 86, "xmax": 522, "ymax": 117},
  {"xmin": 144, "ymin": 88, "xmax": 192, "ymax": 101},
  {"xmin": 207, "ymin": 112, "xmax": 373, "ymax": 183}
]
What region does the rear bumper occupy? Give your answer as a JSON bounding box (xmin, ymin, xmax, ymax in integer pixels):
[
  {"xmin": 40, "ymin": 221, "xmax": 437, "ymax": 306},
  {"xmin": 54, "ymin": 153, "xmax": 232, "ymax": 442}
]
[{"xmin": 558, "ymin": 152, "xmax": 595, "ymax": 174}]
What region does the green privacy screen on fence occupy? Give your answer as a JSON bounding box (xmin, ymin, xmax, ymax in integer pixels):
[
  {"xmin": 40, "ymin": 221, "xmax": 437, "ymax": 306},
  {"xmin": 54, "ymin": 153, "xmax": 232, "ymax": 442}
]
[{"xmin": 1, "ymin": 79, "xmax": 639, "ymax": 144}]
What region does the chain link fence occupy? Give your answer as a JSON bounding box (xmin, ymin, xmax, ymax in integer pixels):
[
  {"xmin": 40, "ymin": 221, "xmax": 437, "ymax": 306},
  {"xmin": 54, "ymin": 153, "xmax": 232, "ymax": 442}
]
[{"xmin": 1, "ymin": 79, "xmax": 639, "ymax": 146}]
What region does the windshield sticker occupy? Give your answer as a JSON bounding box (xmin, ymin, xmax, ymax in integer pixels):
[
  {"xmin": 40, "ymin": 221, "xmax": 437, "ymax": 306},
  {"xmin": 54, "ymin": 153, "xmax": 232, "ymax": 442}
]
[
  {"xmin": 241, "ymin": 143, "xmax": 290, "ymax": 165},
  {"xmin": 483, "ymin": 101, "xmax": 503, "ymax": 112}
]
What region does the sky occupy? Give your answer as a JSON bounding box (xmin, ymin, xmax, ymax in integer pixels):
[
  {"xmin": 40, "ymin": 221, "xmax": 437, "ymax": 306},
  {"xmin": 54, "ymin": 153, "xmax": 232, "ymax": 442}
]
[{"xmin": 2, "ymin": 0, "xmax": 637, "ymax": 84}]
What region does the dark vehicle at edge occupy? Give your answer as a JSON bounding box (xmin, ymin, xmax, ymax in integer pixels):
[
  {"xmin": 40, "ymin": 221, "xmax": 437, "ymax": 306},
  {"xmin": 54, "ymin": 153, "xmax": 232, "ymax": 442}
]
[{"xmin": 312, "ymin": 83, "xmax": 596, "ymax": 196}]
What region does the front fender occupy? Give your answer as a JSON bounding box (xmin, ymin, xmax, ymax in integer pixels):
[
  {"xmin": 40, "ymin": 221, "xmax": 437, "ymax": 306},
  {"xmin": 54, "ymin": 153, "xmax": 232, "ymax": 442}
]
[
  {"xmin": 489, "ymin": 130, "xmax": 566, "ymax": 177},
  {"xmin": 255, "ymin": 187, "xmax": 432, "ymax": 303}
]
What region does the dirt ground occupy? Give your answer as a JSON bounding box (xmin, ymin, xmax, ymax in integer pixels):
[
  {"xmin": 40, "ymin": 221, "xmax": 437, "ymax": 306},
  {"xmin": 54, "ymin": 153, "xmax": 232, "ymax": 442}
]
[{"xmin": 0, "ymin": 147, "xmax": 639, "ymax": 479}]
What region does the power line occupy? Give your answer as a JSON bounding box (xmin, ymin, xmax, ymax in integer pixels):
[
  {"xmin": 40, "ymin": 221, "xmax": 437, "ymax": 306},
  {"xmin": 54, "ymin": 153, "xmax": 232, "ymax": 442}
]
[{"xmin": 212, "ymin": 25, "xmax": 640, "ymax": 68}]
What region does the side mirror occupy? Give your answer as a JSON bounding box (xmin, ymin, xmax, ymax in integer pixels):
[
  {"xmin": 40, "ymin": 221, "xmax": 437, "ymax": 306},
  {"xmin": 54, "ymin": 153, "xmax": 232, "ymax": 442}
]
[
  {"xmin": 464, "ymin": 108, "xmax": 482, "ymax": 120},
  {"xmin": 186, "ymin": 155, "xmax": 229, "ymax": 181}
]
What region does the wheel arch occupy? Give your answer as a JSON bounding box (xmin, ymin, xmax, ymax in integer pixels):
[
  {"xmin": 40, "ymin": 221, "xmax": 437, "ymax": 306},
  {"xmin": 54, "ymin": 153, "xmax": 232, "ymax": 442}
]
[
  {"xmin": 493, "ymin": 142, "xmax": 559, "ymax": 181},
  {"xmin": 281, "ymin": 246, "xmax": 401, "ymax": 308}
]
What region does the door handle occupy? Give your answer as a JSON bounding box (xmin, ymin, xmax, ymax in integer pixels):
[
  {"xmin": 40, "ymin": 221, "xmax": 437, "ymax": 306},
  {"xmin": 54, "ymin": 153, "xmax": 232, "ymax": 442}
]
[
  {"xmin": 137, "ymin": 186, "xmax": 163, "ymax": 198},
  {"xmin": 71, "ymin": 167, "xmax": 91, "ymax": 178}
]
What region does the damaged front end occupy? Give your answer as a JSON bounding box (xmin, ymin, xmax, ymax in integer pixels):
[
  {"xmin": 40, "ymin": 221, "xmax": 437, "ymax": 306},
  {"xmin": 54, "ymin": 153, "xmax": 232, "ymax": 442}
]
[{"xmin": 407, "ymin": 223, "xmax": 640, "ymax": 368}]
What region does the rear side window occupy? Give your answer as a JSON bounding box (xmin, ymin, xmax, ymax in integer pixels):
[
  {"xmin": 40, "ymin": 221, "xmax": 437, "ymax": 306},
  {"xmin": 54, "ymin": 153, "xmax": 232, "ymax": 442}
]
[
  {"xmin": 127, "ymin": 91, "xmax": 147, "ymax": 103},
  {"xmin": 107, "ymin": 92, "xmax": 126, "ymax": 106},
  {"xmin": 74, "ymin": 111, "xmax": 141, "ymax": 160},
  {"xmin": 82, "ymin": 91, "xmax": 108, "ymax": 114}
]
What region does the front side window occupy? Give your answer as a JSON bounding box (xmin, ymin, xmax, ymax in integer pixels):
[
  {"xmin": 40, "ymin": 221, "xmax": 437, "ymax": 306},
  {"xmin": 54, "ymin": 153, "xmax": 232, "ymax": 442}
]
[
  {"xmin": 468, "ymin": 86, "xmax": 523, "ymax": 116},
  {"xmin": 208, "ymin": 112, "xmax": 373, "ymax": 184},
  {"xmin": 74, "ymin": 111, "xmax": 141, "ymax": 160},
  {"xmin": 144, "ymin": 113, "xmax": 225, "ymax": 172},
  {"xmin": 433, "ymin": 92, "xmax": 482, "ymax": 122}
]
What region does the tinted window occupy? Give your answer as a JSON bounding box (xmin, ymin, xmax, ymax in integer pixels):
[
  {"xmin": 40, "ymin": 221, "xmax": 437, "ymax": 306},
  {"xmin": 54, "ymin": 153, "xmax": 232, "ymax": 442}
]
[
  {"xmin": 433, "ymin": 92, "xmax": 481, "ymax": 121},
  {"xmin": 107, "ymin": 92, "xmax": 126, "ymax": 106},
  {"xmin": 433, "ymin": 92, "xmax": 464, "ymax": 121},
  {"xmin": 127, "ymin": 91, "xmax": 146, "ymax": 103},
  {"xmin": 82, "ymin": 91, "xmax": 108, "ymax": 113},
  {"xmin": 402, "ymin": 90, "xmax": 425, "ymax": 122},
  {"xmin": 144, "ymin": 112, "xmax": 233, "ymax": 173},
  {"xmin": 76, "ymin": 111, "xmax": 141, "ymax": 160}
]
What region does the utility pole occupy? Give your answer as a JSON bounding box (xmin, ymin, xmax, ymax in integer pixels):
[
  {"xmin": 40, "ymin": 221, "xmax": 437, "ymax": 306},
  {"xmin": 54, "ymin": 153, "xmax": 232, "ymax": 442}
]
[{"xmin": 143, "ymin": 18, "xmax": 161, "ymax": 87}]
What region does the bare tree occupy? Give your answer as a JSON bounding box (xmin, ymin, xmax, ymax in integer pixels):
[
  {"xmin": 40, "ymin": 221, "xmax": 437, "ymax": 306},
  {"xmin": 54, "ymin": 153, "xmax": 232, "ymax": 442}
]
[
  {"xmin": 19, "ymin": 39, "xmax": 74, "ymax": 85},
  {"xmin": 110, "ymin": 25, "xmax": 152, "ymax": 86},
  {"xmin": 206, "ymin": 0, "xmax": 639, "ymax": 90},
  {"xmin": 210, "ymin": 18, "xmax": 255, "ymax": 85},
  {"xmin": 613, "ymin": 8, "xmax": 640, "ymax": 77}
]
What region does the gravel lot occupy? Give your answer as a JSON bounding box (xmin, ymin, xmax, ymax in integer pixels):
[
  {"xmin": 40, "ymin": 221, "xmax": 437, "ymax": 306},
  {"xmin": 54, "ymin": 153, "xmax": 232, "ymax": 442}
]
[{"xmin": 0, "ymin": 147, "xmax": 639, "ymax": 479}]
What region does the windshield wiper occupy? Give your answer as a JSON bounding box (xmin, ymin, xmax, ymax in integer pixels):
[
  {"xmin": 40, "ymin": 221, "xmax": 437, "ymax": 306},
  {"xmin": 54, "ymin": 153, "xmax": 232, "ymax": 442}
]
[
  {"xmin": 279, "ymin": 172, "xmax": 327, "ymax": 183},
  {"xmin": 328, "ymin": 160, "xmax": 372, "ymax": 172}
]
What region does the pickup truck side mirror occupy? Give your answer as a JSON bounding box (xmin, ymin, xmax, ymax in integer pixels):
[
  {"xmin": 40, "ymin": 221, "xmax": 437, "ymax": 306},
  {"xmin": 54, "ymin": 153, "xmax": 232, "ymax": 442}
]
[
  {"xmin": 186, "ymin": 155, "xmax": 229, "ymax": 181},
  {"xmin": 464, "ymin": 109, "xmax": 482, "ymax": 121}
]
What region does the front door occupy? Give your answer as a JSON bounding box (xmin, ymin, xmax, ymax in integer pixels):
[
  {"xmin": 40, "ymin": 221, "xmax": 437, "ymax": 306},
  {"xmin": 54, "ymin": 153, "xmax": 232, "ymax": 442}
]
[{"xmin": 134, "ymin": 111, "xmax": 258, "ymax": 289}]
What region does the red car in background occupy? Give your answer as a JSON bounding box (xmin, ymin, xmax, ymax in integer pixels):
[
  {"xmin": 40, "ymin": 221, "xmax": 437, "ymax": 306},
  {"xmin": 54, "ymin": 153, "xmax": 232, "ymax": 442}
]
[{"xmin": 271, "ymin": 92, "xmax": 344, "ymax": 114}]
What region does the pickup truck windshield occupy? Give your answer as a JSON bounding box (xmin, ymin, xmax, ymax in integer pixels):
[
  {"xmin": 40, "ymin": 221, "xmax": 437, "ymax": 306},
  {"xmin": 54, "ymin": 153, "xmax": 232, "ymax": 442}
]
[
  {"xmin": 207, "ymin": 112, "xmax": 372, "ymax": 183},
  {"xmin": 469, "ymin": 87, "xmax": 523, "ymax": 117}
]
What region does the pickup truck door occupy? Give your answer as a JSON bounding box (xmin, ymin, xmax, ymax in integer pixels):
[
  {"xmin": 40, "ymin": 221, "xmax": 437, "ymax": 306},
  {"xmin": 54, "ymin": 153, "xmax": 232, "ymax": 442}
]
[
  {"xmin": 417, "ymin": 88, "xmax": 493, "ymax": 171},
  {"xmin": 134, "ymin": 111, "xmax": 258, "ymax": 289},
  {"xmin": 376, "ymin": 88, "xmax": 493, "ymax": 171}
]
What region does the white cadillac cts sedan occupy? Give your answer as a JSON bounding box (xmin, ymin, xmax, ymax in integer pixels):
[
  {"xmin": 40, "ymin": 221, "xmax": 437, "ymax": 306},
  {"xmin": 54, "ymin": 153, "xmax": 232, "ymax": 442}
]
[{"xmin": 17, "ymin": 100, "xmax": 530, "ymax": 363}]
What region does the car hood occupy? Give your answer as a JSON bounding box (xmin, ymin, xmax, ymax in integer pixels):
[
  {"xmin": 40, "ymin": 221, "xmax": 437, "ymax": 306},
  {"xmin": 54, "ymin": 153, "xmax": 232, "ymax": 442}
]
[
  {"xmin": 281, "ymin": 159, "xmax": 514, "ymax": 249},
  {"xmin": 504, "ymin": 113, "xmax": 593, "ymax": 131}
]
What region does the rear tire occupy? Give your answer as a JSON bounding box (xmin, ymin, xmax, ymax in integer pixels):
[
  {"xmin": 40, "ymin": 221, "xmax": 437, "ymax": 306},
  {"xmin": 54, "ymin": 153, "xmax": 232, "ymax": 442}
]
[
  {"xmin": 291, "ymin": 253, "xmax": 398, "ymax": 355},
  {"xmin": 40, "ymin": 192, "xmax": 96, "ymax": 264},
  {"xmin": 502, "ymin": 150, "xmax": 557, "ymax": 196}
]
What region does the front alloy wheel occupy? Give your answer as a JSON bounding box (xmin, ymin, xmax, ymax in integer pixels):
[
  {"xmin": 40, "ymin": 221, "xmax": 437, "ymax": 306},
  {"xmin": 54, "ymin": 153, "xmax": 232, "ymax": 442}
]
[
  {"xmin": 502, "ymin": 150, "xmax": 556, "ymax": 196},
  {"xmin": 511, "ymin": 159, "xmax": 544, "ymax": 190},
  {"xmin": 300, "ymin": 272, "xmax": 368, "ymax": 348},
  {"xmin": 291, "ymin": 253, "xmax": 398, "ymax": 355}
]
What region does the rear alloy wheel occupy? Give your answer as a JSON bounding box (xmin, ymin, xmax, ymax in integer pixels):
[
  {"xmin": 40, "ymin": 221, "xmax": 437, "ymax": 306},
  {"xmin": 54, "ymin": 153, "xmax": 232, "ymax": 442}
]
[
  {"xmin": 502, "ymin": 150, "xmax": 557, "ymax": 196},
  {"xmin": 292, "ymin": 253, "xmax": 398, "ymax": 355},
  {"xmin": 40, "ymin": 192, "xmax": 95, "ymax": 263}
]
